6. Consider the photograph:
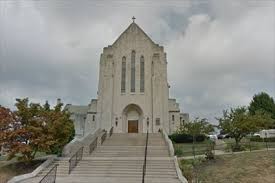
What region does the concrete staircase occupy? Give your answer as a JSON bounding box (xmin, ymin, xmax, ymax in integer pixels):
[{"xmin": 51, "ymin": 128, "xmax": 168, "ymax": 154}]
[{"xmin": 22, "ymin": 133, "xmax": 181, "ymax": 183}]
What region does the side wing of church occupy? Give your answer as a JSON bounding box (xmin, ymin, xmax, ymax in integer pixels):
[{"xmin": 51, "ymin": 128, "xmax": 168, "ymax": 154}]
[{"xmin": 65, "ymin": 21, "xmax": 189, "ymax": 137}]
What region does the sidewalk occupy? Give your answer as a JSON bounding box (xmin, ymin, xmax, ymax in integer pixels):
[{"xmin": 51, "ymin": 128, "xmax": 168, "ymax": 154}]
[{"xmin": 178, "ymin": 148, "xmax": 275, "ymax": 160}]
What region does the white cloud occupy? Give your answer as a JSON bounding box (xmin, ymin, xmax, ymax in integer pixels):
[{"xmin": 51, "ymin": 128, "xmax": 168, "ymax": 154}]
[{"xmin": 166, "ymin": 1, "xmax": 275, "ymax": 121}]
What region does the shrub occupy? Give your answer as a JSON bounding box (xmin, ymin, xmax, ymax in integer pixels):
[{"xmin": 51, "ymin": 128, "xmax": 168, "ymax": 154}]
[
  {"xmin": 250, "ymin": 136, "xmax": 275, "ymax": 142},
  {"xmin": 205, "ymin": 149, "xmax": 215, "ymax": 160},
  {"xmin": 226, "ymin": 143, "xmax": 245, "ymax": 152},
  {"xmin": 179, "ymin": 158, "xmax": 205, "ymax": 182},
  {"xmin": 174, "ymin": 146, "xmax": 183, "ymax": 156},
  {"xmin": 179, "ymin": 159, "xmax": 194, "ymax": 181},
  {"xmin": 169, "ymin": 133, "xmax": 206, "ymax": 143}
]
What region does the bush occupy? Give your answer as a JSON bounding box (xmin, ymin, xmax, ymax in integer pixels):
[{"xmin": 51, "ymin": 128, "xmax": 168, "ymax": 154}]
[
  {"xmin": 226, "ymin": 143, "xmax": 245, "ymax": 152},
  {"xmin": 169, "ymin": 133, "xmax": 206, "ymax": 143},
  {"xmin": 250, "ymin": 136, "xmax": 275, "ymax": 142},
  {"xmin": 174, "ymin": 146, "xmax": 183, "ymax": 156},
  {"xmin": 179, "ymin": 158, "xmax": 205, "ymax": 182}
]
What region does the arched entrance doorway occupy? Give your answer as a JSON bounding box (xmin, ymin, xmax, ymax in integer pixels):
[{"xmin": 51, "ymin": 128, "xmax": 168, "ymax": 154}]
[{"xmin": 122, "ymin": 104, "xmax": 143, "ymax": 133}]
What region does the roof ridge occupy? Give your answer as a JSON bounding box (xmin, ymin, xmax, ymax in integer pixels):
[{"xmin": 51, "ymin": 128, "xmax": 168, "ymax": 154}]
[{"xmin": 112, "ymin": 22, "xmax": 155, "ymax": 46}]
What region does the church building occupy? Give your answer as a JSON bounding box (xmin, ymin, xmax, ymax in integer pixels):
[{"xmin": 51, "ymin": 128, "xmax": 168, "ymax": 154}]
[{"xmin": 66, "ymin": 19, "xmax": 189, "ymax": 137}]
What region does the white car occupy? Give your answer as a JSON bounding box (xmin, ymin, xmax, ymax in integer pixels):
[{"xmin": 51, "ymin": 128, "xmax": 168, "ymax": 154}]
[{"xmin": 208, "ymin": 134, "xmax": 218, "ymax": 141}]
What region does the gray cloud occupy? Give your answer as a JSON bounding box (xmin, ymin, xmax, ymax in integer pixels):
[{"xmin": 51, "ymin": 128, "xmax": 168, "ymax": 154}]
[{"xmin": 0, "ymin": 0, "xmax": 274, "ymax": 123}]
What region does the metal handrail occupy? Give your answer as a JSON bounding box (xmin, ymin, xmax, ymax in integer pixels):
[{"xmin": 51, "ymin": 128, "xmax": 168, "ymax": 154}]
[
  {"xmin": 89, "ymin": 137, "xmax": 98, "ymax": 154},
  {"xmin": 109, "ymin": 126, "xmax": 114, "ymax": 137},
  {"xmin": 39, "ymin": 164, "xmax": 58, "ymax": 183},
  {"xmin": 68, "ymin": 146, "xmax": 83, "ymax": 174},
  {"xmin": 101, "ymin": 130, "xmax": 107, "ymax": 144},
  {"xmin": 142, "ymin": 130, "xmax": 149, "ymax": 183}
]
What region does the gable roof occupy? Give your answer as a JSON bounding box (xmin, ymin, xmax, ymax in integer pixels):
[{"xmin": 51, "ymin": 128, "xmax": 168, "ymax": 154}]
[
  {"xmin": 112, "ymin": 22, "xmax": 156, "ymax": 46},
  {"xmin": 65, "ymin": 105, "xmax": 89, "ymax": 114}
]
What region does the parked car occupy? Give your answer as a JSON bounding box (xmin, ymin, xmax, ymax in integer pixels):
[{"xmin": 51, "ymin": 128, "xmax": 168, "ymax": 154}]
[
  {"xmin": 217, "ymin": 133, "xmax": 231, "ymax": 139},
  {"xmin": 253, "ymin": 133, "xmax": 260, "ymax": 137},
  {"xmin": 207, "ymin": 134, "xmax": 218, "ymax": 141},
  {"xmin": 217, "ymin": 134, "xmax": 224, "ymax": 139}
]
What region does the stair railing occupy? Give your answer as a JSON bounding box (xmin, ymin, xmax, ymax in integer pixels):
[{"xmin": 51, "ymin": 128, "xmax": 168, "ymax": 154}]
[
  {"xmin": 68, "ymin": 146, "xmax": 83, "ymax": 174},
  {"xmin": 89, "ymin": 137, "xmax": 98, "ymax": 154},
  {"xmin": 39, "ymin": 164, "xmax": 58, "ymax": 183},
  {"xmin": 109, "ymin": 126, "xmax": 114, "ymax": 137},
  {"xmin": 101, "ymin": 130, "xmax": 107, "ymax": 144},
  {"xmin": 142, "ymin": 130, "xmax": 149, "ymax": 183}
]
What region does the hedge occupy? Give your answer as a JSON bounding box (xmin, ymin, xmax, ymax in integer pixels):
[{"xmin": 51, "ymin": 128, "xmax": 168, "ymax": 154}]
[
  {"xmin": 169, "ymin": 133, "xmax": 206, "ymax": 143},
  {"xmin": 250, "ymin": 136, "xmax": 275, "ymax": 142}
]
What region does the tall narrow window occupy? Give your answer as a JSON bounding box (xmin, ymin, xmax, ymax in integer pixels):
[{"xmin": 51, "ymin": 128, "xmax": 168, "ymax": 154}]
[
  {"xmin": 140, "ymin": 56, "xmax": 145, "ymax": 92},
  {"xmin": 121, "ymin": 57, "xmax": 126, "ymax": 93},
  {"xmin": 131, "ymin": 50, "xmax": 136, "ymax": 92}
]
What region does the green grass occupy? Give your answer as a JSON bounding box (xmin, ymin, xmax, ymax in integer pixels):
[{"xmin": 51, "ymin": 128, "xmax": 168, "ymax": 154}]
[
  {"xmin": 222, "ymin": 138, "xmax": 275, "ymax": 151},
  {"xmin": 174, "ymin": 140, "xmax": 213, "ymax": 156},
  {"xmin": 179, "ymin": 151, "xmax": 275, "ymax": 183},
  {"xmin": 174, "ymin": 138, "xmax": 275, "ymax": 156}
]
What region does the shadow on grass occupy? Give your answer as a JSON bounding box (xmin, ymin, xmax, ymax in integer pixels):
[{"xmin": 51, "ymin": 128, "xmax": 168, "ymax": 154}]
[{"xmin": 0, "ymin": 159, "xmax": 44, "ymax": 183}]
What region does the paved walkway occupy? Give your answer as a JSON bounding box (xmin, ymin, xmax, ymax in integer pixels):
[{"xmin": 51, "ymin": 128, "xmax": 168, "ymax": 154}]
[{"xmin": 179, "ymin": 148, "xmax": 275, "ymax": 160}]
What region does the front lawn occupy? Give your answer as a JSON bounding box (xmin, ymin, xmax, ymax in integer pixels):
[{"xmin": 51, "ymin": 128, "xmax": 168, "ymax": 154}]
[
  {"xmin": 174, "ymin": 138, "xmax": 275, "ymax": 157},
  {"xmin": 174, "ymin": 140, "xmax": 213, "ymax": 156},
  {"xmin": 179, "ymin": 151, "xmax": 275, "ymax": 183},
  {"xmin": 222, "ymin": 138, "xmax": 275, "ymax": 151}
]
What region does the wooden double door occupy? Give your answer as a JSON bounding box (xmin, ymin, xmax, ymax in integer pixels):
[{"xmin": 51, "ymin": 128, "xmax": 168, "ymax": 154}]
[{"xmin": 128, "ymin": 120, "xmax": 138, "ymax": 133}]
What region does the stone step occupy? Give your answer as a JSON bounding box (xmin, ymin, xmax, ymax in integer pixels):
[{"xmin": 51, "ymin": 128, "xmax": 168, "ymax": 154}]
[
  {"xmin": 31, "ymin": 132, "xmax": 181, "ymax": 183},
  {"xmin": 40, "ymin": 172, "xmax": 178, "ymax": 178},
  {"xmin": 22, "ymin": 177, "xmax": 181, "ymax": 183}
]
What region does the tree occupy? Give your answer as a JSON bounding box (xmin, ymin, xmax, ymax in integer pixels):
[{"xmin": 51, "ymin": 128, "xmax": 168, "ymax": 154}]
[
  {"xmin": 0, "ymin": 98, "xmax": 75, "ymax": 161},
  {"xmin": 42, "ymin": 101, "xmax": 75, "ymax": 154},
  {"xmin": 177, "ymin": 117, "xmax": 214, "ymax": 136},
  {"xmin": 177, "ymin": 118, "xmax": 214, "ymax": 158},
  {"xmin": 218, "ymin": 106, "xmax": 273, "ymax": 150},
  {"xmin": 249, "ymin": 92, "xmax": 275, "ymax": 120},
  {"xmin": 13, "ymin": 98, "xmax": 56, "ymax": 161}
]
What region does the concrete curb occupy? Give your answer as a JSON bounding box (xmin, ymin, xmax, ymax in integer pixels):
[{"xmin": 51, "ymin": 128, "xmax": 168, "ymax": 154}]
[
  {"xmin": 161, "ymin": 130, "xmax": 174, "ymax": 156},
  {"xmin": 174, "ymin": 156, "xmax": 188, "ymax": 183},
  {"xmin": 161, "ymin": 129, "xmax": 188, "ymax": 183},
  {"xmin": 7, "ymin": 155, "xmax": 57, "ymax": 183},
  {"xmin": 62, "ymin": 128, "xmax": 101, "ymax": 157}
]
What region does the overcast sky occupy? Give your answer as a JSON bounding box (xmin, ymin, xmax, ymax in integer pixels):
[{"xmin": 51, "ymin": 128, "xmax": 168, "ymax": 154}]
[{"xmin": 0, "ymin": 0, "xmax": 274, "ymax": 123}]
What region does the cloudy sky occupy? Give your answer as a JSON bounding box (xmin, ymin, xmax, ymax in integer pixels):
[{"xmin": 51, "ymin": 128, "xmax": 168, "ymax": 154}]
[{"xmin": 0, "ymin": 0, "xmax": 274, "ymax": 123}]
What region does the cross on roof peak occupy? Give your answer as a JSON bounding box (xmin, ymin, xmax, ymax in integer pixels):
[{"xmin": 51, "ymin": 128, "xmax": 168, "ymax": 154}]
[{"xmin": 132, "ymin": 16, "xmax": 136, "ymax": 23}]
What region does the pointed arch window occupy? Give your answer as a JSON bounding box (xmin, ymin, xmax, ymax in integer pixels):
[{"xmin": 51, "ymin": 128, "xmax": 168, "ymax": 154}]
[
  {"xmin": 140, "ymin": 55, "xmax": 145, "ymax": 92},
  {"xmin": 121, "ymin": 56, "xmax": 126, "ymax": 93},
  {"xmin": 131, "ymin": 50, "xmax": 136, "ymax": 92}
]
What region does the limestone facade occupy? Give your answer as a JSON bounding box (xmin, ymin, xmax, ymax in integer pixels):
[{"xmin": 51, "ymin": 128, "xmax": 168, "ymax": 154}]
[{"xmin": 66, "ymin": 21, "xmax": 188, "ymax": 137}]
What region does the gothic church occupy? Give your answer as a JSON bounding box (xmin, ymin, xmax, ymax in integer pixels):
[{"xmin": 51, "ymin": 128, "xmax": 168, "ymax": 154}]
[{"xmin": 66, "ymin": 19, "xmax": 189, "ymax": 137}]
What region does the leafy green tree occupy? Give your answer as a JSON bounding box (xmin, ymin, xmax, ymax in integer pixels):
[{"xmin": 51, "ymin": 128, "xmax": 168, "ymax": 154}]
[
  {"xmin": 249, "ymin": 92, "xmax": 275, "ymax": 120},
  {"xmin": 177, "ymin": 117, "xmax": 214, "ymax": 136},
  {"xmin": 177, "ymin": 118, "xmax": 214, "ymax": 158},
  {"xmin": 218, "ymin": 106, "xmax": 273, "ymax": 150}
]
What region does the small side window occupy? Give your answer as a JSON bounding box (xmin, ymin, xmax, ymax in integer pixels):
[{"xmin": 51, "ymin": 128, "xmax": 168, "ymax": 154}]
[{"xmin": 156, "ymin": 118, "xmax": 160, "ymax": 126}]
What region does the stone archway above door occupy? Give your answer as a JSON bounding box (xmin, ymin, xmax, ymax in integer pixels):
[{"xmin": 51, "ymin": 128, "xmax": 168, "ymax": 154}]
[{"xmin": 122, "ymin": 104, "xmax": 143, "ymax": 133}]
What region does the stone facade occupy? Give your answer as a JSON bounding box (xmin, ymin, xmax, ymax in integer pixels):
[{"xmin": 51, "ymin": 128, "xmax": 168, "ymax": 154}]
[{"xmin": 66, "ymin": 21, "xmax": 188, "ymax": 137}]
